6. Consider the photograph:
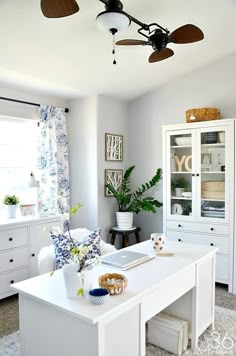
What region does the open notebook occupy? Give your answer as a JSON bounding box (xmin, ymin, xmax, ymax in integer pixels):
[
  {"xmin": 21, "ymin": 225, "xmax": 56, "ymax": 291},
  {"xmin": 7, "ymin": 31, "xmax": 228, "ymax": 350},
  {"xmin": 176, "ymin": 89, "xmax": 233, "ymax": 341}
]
[{"xmin": 101, "ymin": 250, "xmax": 154, "ymax": 270}]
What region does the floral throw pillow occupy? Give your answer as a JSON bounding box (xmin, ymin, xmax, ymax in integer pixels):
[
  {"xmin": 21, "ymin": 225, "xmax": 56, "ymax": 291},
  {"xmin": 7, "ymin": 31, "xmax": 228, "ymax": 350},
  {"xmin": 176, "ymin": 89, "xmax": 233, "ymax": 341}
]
[{"xmin": 50, "ymin": 228, "xmax": 101, "ymax": 269}]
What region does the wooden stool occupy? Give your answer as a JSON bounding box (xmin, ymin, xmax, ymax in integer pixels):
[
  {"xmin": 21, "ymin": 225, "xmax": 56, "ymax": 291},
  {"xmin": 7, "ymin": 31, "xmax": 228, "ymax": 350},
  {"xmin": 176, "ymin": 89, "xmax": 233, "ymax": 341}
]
[{"xmin": 109, "ymin": 227, "xmax": 141, "ymax": 248}]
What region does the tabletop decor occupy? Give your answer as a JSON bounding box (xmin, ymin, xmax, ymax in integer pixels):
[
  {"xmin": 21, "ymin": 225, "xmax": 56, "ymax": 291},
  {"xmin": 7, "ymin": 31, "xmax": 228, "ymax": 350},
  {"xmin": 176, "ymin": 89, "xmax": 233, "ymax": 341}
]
[
  {"xmin": 88, "ymin": 288, "xmax": 110, "ymax": 304},
  {"xmin": 3, "ymin": 194, "xmax": 19, "ymax": 219},
  {"xmin": 98, "ymin": 273, "xmax": 128, "ymax": 295}
]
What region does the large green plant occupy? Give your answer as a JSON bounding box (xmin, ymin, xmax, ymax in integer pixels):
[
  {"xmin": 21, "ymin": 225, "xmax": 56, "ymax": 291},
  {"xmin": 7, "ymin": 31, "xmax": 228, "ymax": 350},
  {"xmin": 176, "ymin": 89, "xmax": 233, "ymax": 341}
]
[
  {"xmin": 105, "ymin": 166, "xmax": 163, "ymax": 214},
  {"xmin": 3, "ymin": 195, "xmax": 19, "ymax": 205}
]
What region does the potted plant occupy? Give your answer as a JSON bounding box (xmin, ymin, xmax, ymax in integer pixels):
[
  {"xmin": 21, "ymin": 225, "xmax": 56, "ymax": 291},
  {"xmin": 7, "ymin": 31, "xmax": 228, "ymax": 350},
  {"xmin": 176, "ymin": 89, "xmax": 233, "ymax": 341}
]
[
  {"xmin": 3, "ymin": 195, "xmax": 20, "ymax": 219},
  {"xmin": 105, "ymin": 166, "xmax": 163, "ymax": 229},
  {"xmin": 171, "ymin": 177, "xmax": 188, "ymax": 197}
]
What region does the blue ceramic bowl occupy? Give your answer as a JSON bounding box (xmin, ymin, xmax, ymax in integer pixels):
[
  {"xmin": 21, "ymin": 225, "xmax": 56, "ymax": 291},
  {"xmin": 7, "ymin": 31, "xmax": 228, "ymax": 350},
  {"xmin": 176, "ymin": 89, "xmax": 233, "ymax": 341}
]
[{"xmin": 88, "ymin": 288, "xmax": 110, "ymax": 305}]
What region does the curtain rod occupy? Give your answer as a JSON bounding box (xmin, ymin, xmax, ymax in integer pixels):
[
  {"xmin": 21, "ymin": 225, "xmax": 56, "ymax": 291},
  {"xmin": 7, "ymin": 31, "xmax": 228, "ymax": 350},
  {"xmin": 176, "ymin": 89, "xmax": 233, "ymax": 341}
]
[{"xmin": 0, "ymin": 96, "xmax": 69, "ymax": 113}]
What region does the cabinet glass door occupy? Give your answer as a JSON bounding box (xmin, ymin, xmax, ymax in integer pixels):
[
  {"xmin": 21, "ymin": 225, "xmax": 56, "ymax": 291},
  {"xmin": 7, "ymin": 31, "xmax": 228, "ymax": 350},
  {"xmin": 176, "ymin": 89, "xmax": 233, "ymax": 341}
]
[
  {"xmin": 198, "ymin": 128, "xmax": 226, "ymax": 221},
  {"xmin": 167, "ymin": 130, "xmax": 195, "ymax": 220}
]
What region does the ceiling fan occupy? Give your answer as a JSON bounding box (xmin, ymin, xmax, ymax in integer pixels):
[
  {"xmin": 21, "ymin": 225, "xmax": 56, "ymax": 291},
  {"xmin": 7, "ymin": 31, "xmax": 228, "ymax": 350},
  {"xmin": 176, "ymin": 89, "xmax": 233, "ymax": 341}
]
[{"xmin": 40, "ymin": 0, "xmax": 204, "ymax": 64}]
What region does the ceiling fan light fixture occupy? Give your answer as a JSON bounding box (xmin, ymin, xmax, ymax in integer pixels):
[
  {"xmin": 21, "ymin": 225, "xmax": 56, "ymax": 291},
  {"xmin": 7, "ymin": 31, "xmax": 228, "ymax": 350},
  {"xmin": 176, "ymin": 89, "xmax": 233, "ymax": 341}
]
[{"xmin": 96, "ymin": 11, "xmax": 130, "ymax": 33}]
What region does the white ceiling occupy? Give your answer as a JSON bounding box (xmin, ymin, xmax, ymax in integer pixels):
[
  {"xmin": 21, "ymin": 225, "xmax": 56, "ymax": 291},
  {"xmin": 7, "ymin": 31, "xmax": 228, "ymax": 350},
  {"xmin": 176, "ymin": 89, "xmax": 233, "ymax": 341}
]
[{"xmin": 0, "ymin": 0, "xmax": 236, "ymax": 101}]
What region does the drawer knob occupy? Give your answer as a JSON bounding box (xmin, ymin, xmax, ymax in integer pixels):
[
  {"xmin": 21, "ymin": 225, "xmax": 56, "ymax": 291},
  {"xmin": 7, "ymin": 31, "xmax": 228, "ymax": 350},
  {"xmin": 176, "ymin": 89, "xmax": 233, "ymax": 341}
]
[
  {"xmin": 178, "ymin": 224, "xmax": 182, "ymax": 228},
  {"xmin": 210, "ymin": 228, "xmax": 214, "ymax": 231},
  {"xmin": 178, "ymin": 238, "xmax": 182, "ymax": 242},
  {"xmin": 10, "ymin": 280, "xmax": 14, "ymax": 284},
  {"xmin": 10, "ymin": 259, "xmax": 13, "ymax": 263},
  {"xmin": 210, "ymin": 243, "xmax": 214, "ymax": 246},
  {"xmin": 192, "ymin": 174, "xmax": 195, "ymax": 177},
  {"xmin": 9, "ymin": 237, "xmax": 13, "ymax": 241},
  {"xmin": 31, "ymin": 253, "xmax": 35, "ymax": 257},
  {"xmin": 196, "ymin": 173, "xmax": 200, "ymax": 177}
]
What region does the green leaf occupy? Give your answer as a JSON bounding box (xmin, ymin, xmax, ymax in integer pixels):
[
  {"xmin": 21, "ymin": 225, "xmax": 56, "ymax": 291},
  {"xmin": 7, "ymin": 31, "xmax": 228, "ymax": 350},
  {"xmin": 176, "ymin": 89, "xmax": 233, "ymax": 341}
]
[
  {"xmin": 70, "ymin": 203, "xmax": 83, "ymax": 215},
  {"xmin": 77, "ymin": 288, "xmax": 84, "ymax": 296},
  {"xmin": 50, "ymin": 271, "xmax": 54, "ymax": 277}
]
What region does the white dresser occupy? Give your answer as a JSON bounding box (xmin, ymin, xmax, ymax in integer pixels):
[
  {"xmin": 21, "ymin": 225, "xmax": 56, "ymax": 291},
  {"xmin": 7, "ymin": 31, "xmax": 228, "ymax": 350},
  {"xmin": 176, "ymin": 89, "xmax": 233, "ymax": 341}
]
[{"xmin": 0, "ymin": 215, "xmax": 61, "ymax": 299}]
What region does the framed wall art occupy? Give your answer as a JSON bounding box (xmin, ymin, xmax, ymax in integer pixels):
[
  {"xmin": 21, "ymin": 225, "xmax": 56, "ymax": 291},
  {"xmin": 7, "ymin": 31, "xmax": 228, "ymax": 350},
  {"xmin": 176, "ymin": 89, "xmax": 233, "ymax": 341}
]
[
  {"xmin": 104, "ymin": 169, "xmax": 123, "ymax": 197},
  {"xmin": 105, "ymin": 133, "xmax": 123, "ymax": 161}
]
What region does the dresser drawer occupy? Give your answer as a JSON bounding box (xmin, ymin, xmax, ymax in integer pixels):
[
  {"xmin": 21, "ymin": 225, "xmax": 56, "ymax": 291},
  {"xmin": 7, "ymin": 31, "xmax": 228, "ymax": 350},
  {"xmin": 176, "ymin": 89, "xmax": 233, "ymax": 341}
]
[
  {"xmin": 0, "ymin": 247, "xmax": 28, "ymax": 272},
  {"xmin": 166, "ymin": 220, "xmax": 229, "ymax": 236},
  {"xmin": 0, "ymin": 268, "xmax": 29, "ymax": 296},
  {"xmin": 166, "ymin": 230, "xmax": 229, "ymax": 255},
  {"xmin": 0, "ymin": 227, "xmax": 28, "ymax": 251}
]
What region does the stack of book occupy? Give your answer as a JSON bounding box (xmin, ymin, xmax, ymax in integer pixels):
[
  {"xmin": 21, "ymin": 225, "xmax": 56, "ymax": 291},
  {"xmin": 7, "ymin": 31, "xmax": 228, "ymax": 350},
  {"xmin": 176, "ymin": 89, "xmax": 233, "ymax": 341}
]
[{"xmin": 147, "ymin": 312, "xmax": 189, "ymax": 356}]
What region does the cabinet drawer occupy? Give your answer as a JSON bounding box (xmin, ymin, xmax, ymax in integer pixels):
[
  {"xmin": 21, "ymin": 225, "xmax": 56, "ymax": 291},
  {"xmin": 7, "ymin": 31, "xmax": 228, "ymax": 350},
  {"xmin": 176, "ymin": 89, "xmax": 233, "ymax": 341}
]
[
  {"xmin": 0, "ymin": 268, "xmax": 29, "ymax": 296},
  {"xmin": 166, "ymin": 220, "xmax": 229, "ymax": 236},
  {"xmin": 216, "ymin": 255, "xmax": 229, "ymax": 281},
  {"xmin": 166, "ymin": 230, "xmax": 229, "ymax": 255},
  {"xmin": 29, "ymin": 220, "xmax": 61, "ymax": 255},
  {"xmin": 0, "ymin": 227, "xmax": 28, "ymax": 251},
  {"xmin": 0, "ymin": 247, "xmax": 28, "ymax": 272}
]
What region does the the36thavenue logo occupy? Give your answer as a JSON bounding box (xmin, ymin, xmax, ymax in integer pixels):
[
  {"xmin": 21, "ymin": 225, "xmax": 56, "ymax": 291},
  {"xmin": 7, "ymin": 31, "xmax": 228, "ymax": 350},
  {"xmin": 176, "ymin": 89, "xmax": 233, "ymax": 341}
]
[{"xmin": 196, "ymin": 331, "xmax": 234, "ymax": 354}]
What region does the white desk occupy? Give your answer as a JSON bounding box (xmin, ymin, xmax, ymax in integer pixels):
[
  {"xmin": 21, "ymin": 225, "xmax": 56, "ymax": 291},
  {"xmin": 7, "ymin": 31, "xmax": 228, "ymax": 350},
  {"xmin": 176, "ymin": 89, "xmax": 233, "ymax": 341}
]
[{"xmin": 12, "ymin": 241, "xmax": 217, "ymax": 356}]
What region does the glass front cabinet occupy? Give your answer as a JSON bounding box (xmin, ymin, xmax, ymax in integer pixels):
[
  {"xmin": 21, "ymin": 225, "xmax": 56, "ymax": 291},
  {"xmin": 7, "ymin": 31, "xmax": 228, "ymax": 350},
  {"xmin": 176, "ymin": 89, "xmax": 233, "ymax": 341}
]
[{"xmin": 162, "ymin": 119, "xmax": 235, "ymax": 292}]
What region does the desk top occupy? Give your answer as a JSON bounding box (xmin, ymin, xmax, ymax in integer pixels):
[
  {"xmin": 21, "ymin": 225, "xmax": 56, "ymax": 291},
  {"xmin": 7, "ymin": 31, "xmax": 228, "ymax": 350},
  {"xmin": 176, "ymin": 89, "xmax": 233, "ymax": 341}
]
[{"xmin": 12, "ymin": 241, "xmax": 217, "ymax": 325}]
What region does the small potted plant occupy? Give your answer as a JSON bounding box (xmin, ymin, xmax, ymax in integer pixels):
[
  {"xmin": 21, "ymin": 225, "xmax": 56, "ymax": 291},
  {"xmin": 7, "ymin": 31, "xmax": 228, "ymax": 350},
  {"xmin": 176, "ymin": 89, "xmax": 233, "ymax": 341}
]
[
  {"xmin": 171, "ymin": 177, "xmax": 188, "ymax": 197},
  {"xmin": 3, "ymin": 195, "xmax": 20, "ymax": 219},
  {"xmin": 105, "ymin": 166, "xmax": 163, "ymax": 229}
]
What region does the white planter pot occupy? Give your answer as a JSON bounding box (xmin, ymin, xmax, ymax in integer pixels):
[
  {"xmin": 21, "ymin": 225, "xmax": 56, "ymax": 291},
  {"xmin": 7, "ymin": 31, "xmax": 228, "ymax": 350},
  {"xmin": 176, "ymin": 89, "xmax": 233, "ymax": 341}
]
[
  {"xmin": 4, "ymin": 205, "xmax": 17, "ymax": 219},
  {"xmin": 116, "ymin": 212, "xmax": 133, "ymax": 230},
  {"xmin": 62, "ymin": 263, "xmax": 94, "ymax": 299},
  {"xmin": 175, "ymin": 188, "xmax": 185, "ymax": 197}
]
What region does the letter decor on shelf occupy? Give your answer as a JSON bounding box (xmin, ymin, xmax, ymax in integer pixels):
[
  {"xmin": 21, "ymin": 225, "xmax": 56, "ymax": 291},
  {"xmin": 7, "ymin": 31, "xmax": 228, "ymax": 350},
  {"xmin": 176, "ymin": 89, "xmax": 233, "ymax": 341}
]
[{"xmin": 174, "ymin": 155, "xmax": 192, "ymax": 172}]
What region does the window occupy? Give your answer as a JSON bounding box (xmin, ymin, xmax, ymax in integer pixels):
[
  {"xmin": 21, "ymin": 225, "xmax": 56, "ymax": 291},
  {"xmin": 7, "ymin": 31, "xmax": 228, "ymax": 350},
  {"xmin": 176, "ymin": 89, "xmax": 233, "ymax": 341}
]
[{"xmin": 0, "ymin": 116, "xmax": 38, "ymax": 217}]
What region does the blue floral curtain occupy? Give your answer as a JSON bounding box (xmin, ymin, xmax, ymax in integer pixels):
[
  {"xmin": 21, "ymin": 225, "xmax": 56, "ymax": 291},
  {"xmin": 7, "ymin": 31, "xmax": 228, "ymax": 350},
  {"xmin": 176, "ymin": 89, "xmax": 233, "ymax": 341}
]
[{"xmin": 37, "ymin": 105, "xmax": 70, "ymax": 215}]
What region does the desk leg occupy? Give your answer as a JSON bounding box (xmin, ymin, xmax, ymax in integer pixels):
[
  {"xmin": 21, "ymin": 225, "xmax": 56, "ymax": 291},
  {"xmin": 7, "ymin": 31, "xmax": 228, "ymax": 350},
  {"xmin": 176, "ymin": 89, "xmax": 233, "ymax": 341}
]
[{"xmin": 110, "ymin": 231, "xmax": 116, "ymax": 245}]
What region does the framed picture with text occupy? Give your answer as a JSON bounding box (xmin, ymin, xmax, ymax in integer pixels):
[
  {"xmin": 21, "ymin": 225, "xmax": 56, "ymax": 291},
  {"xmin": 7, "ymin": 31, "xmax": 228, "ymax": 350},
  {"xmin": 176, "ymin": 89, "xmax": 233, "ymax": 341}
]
[
  {"xmin": 105, "ymin": 169, "xmax": 123, "ymax": 196},
  {"xmin": 105, "ymin": 133, "xmax": 123, "ymax": 161}
]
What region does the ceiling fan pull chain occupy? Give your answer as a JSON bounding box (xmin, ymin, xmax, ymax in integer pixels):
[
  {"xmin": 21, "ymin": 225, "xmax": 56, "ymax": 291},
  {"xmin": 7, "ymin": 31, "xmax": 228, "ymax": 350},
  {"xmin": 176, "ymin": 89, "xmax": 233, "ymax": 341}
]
[{"xmin": 112, "ymin": 34, "xmax": 117, "ymax": 65}]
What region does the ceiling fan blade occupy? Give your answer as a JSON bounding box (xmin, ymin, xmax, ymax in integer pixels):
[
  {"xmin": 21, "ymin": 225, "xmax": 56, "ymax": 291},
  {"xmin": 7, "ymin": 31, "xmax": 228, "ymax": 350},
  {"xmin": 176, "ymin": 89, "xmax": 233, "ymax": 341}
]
[
  {"xmin": 149, "ymin": 48, "xmax": 174, "ymax": 63},
  {"xmin": 170, "ymin": 24, "xmax": 204, "ymax": 44},
  {"xmin": 116, "ymin": 39, "xmax": 148, "ymax": 46},
  {"xmin": 41, "ymin": 0, "xmax": 79, "ymax": 18}
]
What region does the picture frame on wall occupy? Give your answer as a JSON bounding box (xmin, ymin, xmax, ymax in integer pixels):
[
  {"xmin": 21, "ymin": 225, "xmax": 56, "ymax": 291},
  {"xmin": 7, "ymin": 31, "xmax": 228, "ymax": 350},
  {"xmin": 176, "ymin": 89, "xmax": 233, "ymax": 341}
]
[
  {"xmin": 105, "ymin": 133, "xmax": 123, "ymax": 161},
  {"xmin": 105, "ymin": 169, "xmax": 123, "ymax": 197}
]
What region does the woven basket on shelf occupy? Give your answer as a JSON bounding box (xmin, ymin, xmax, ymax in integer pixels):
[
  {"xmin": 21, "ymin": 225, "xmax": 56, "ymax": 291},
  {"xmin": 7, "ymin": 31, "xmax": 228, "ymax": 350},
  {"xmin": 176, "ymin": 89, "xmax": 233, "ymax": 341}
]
[
  {"xmin": 186, "ymin": 108, "xmax": 220, "ymax": 123},
  {"xmin": 98, "ymin": 273, "xmax": 128, "ymax": 295}
]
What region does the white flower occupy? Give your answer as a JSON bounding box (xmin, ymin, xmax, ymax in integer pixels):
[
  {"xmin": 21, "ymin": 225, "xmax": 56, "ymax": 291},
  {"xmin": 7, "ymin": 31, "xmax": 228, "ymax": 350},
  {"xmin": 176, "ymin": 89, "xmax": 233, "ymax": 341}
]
[{"xmin": 51, "ymin": 226, "xmax": 62, "ymax": 235}]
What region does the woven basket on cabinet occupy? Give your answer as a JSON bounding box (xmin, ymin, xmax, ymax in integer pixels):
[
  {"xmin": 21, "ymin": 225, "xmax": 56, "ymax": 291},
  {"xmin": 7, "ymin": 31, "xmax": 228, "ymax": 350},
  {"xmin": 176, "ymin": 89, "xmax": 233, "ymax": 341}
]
[{"xmin": 186, "ymin": 108, "xmax": 220, "ymax": 123}]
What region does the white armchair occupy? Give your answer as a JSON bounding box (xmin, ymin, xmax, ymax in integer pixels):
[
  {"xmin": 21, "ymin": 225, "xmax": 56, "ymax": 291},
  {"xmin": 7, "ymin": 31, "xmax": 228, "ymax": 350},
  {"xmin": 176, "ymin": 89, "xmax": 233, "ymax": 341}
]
[{"xmin": 38, "ymin": 228, "xmax": 116, "ymax": 275}]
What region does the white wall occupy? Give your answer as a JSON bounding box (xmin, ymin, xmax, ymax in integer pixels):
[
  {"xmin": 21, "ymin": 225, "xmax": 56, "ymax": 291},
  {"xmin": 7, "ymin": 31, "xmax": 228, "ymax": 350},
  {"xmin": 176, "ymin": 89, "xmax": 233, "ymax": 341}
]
[
  {"xmin": 128, "ymin": 51, "xmax": 236, "ymax": 239},
  {"xmin": 97, "ymin": 95, "xmax": 128, "ymax": 244},
  {"xmin": 67, "ymin": 96, "xmax": 98, "ymax": 230}
]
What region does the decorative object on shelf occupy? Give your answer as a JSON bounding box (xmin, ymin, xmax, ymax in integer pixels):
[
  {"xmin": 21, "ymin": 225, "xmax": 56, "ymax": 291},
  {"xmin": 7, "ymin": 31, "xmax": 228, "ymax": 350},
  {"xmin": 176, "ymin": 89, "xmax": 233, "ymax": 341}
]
[
  {"xmin": 150, "ymin": 233, "xmax": 165, "ymax": 252},
  {"xmin": 174, "ymin": 136, "xmax": 192, "ymax": 146},
  {"xmin": 203, "ymin": 132, "xmax": 218, "ymax": 144},
  {"xmin": 171, "ymin": 203, "xmax": 183, "ymax": 215},
  {"xmin": 171, "ymin": 177, "xmax": 188, "ymax": 197},
  {"xmin": 186, "ymin": 108, "xmax": 220, "ymax": 123},
  {"xmin": 98, "ymin": 273, "xmax": 128, "ymax": 295},
  {"xmin": 105, "ymin": 133, "xmax": 123, "ymax": 161},
  {"xmin": 174, "ymin": 155, "xmax": 192, "ymax": 172},
  {"xmin": 19, "ymin": 204, "xmax": 36, "ymax": 216},
  {"xmin": 104, "ymin": 169, "xmax": 123, "ymax": 196},
  {"xmin": 181, "ymin": 192, "xmax": 192, "ymax": 198},
  {"xmin": 201, "ymin": 181, "xmax": 225, "ymax": 200},
  {"xmin": 219, "ymin": 131, "xmax": 225, "ymax": 143},
  {"xmin": 201, "ymin": 153, "xmax": 211, "ymax": 171},
  {"xmin": 88, "ymin": 288, "xmax": 110, "ymax": 304},
  {"xmin": 2, "ymin": 195, "xmax": 19, "ymax": 219},
  {"xmin": 105, "ymin": 165, "xmax": 162, "ymax": 229},
  {"xmin": 209, "ymin": 148, "xmax": 225, "ymax": 172}
]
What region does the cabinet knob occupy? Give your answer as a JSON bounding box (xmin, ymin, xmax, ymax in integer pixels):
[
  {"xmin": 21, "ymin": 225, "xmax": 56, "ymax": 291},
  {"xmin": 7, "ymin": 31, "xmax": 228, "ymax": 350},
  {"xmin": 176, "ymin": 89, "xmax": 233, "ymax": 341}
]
[
  {"xmin": 10, "ymin": 259, "xmax": 13, "ymax": 263},
  {"xmin": 192, "ymin": 174, "xmax": 195, "ymax": 177},
  {"xmin": 31, "ymin": 253, "xmax": 35, "ymax": 257},
  {"xmin": 196, "ymin": 173, "xmax": 200, "ymax": 177},
  {"xmin": 210, "ymin": 243, "xmax": 214, "ymax": 246},
  {"xmin": 178, "ymin": 238, "xmax": 182, "ymax": 242},
  {"xmin": 210, "ymin": 227, "xmax": 214, "ymax": 231},
  {"xmin": 9, "ymin": 237, "xmax": 13, "ymax": 241},
  {"xmin": 178, "ymin": 224, "xmax": 182, "ymax": 228},
  {"xmin": 10, "ymin": 280, "xmax": 14, "ymax": 284}
]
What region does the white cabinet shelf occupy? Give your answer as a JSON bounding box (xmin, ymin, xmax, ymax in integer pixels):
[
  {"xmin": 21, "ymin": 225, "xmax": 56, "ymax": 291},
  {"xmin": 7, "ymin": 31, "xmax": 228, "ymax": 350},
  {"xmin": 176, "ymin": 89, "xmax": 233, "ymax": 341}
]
[
  {"xmin": 0, "ymin": 215, "xmax": 62, "ymax": 299},
  {"xmin": 163, "ymin": 119, "xmax": 235, "ymax": 293}
]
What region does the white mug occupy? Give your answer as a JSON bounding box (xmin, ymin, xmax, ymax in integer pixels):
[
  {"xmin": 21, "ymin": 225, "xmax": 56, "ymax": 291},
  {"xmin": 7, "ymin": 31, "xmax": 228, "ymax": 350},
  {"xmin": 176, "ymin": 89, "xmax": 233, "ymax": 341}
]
[{"xmin": 150, "ymin": 233, "xmax": 165, "ymax": 252}]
